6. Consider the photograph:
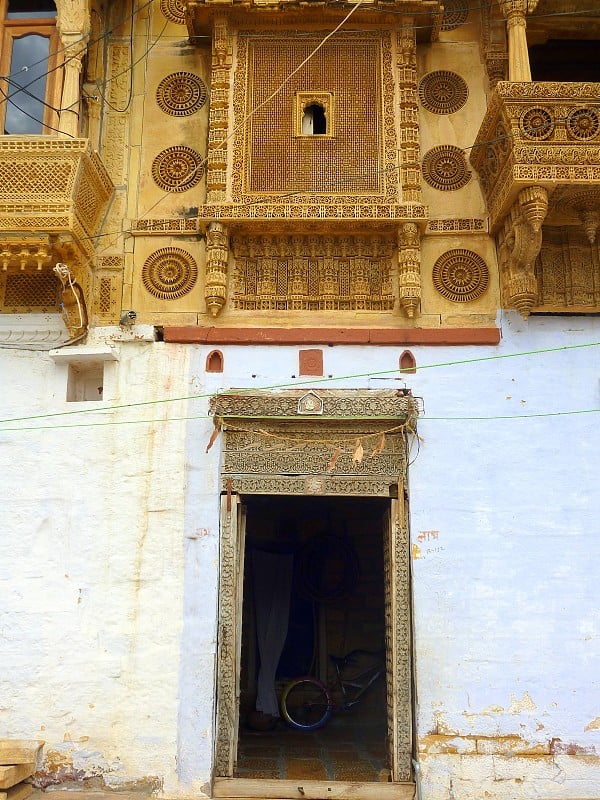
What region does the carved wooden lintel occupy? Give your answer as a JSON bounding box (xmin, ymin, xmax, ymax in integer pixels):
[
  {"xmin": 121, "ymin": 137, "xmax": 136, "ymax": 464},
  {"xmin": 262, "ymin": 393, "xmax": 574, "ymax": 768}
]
[
  {"xmin": 397, "ymin": 222, "xmax": 421, "ymax": 319},
  {"xmin": 498, "ymin": 185, "xmax": 548, "ymax": 317},
  {"xmin": 205, "ymin": 221, "xmax": 229, "ymax": 317}
]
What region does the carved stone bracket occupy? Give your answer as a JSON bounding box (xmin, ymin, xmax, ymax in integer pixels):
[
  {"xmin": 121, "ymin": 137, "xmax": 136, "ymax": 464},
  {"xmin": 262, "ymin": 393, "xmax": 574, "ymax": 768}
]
[
  {"xmin": 497, "ymin": 185, "xmax": 548, "ymax": 317},
  {"xmin": 205, "ymin": 221, "xmax": 229, "ymax": 316},
  {"xmin": 397, "ymin": 222, "xmax": 421, "ymax": 318}
]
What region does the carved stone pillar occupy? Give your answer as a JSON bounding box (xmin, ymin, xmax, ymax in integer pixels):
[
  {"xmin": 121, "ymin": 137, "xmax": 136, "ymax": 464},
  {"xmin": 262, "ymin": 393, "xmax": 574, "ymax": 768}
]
[
  {"xmin": 56, "ymin": 1, "xmax": 90, "ymax": 137},
  {"xmin": 499, "ymin": 0, "xmax": 538, "ymax": 82},
  {"xmin": 205, "ymin": 221, "xmax": 229, "ymax": 317},
  {"xmin": 497, "ymin": 186, "xmax": 548, "ymax": 317},
  {"xmin": 397, "ymin": 223, "xmax": 421, "ymax": 318},
  {"xmin": 207, "ymin": 17, "xmax": 233, "ymax": 202},
  {"xmin": 396, "ymin": 18, "xmax": 422, "ymax": 203}
]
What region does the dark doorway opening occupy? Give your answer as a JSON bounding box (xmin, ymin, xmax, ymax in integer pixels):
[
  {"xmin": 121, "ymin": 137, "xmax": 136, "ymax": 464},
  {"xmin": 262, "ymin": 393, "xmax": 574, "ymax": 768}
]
[{"xmin": 237, "ymin": 495, "xmax": 390, "ymax": 782}]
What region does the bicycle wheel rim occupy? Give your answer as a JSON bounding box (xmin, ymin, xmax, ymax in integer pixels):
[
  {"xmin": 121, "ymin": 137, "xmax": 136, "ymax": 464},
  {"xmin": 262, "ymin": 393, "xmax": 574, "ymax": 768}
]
[{"xmin": 280, "ymin": 678, "xmax": 332, "ymax": 731}]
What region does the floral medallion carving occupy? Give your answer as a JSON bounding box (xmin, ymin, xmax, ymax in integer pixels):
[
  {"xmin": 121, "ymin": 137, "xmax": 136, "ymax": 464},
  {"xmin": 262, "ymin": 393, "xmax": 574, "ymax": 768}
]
[
  {"xmin": 567, "ymin": 108, "xmax": 600, "ymax": 140},
  {"xmin": 151, "ymin": 146, "xmax": 204, "ymax": 192},
  {"xmin": 441, "ymin": 0, "xmax": 468, "ymax": 30},
  {"xmin": 520, "ymin": 107, "xmax": 554, "ymax": 140},
  {"xmin": 142, "ymin": 248, "xmax": 198, "ymax": 300},
  {"xmin": 418, "ymin": 71, "xmax": 468, "ymax": 115},
  {"xmin": 159, "ymin": 0, "xmax": 185, "ymax": 24},
  {"xmin": 432, "ymin": 249, "xmax": 489, "ymax": 302},
  {"xmin": 156, "ymin": 72, "xmax": 207, "ymax": 116},
  {"xmin": 422, "ymin": 145, "xmax": 471, "ymax": 191}
]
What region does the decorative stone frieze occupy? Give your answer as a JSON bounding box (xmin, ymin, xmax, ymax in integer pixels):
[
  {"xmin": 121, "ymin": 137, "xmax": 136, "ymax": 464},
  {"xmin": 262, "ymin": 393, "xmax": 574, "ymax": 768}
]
[
  {"xmin": 142, "ymin": 248, "xmax": 198, "ymax": 300},
  {"xmin": 232, "ymin": 235, "xmax": 394, "ymax": 313},
  {"xmin": 156, "ymin": 72, "xmax": 208, "ymax": 116},
  {"xmin": 432, "ymin": 249, "xmax": 489, "ymax": 303},
  {"xmin": 151, "ymin": 146, "xmax": 204, "ymax": 193},
  {"xmin": 418, "ymin": 71, "xmax": 468, "ymax": 115},
  {"xmin": 535, "ymin": 226, "xmax": 600, "ymax": 311},
  {"xmin": 422, "ymin": 146, "xmax": 471, "ymax": 191},
  {"xmin": 441, "ymin": 0, "xmax": 468, "ymax": 31},
  {"xmin": 160, "ymin": 0, "xmax": 186, "ymax": 24}
]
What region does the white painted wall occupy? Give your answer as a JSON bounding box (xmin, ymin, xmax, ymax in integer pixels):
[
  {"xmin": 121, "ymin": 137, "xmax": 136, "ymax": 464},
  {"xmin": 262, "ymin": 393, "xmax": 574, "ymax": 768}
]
[{"xmin": 2, "ymin": 311, "xmax": 599, "ymax": 798}]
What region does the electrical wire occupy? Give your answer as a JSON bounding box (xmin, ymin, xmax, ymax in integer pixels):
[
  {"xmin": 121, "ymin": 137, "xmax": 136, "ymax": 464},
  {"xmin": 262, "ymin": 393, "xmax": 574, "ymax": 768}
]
[
  {"xmin": 0, "ymin": 0, "xmax": 157, "ymax": 83},
  {"xmin": 92, "ymin": 0, "xmax": 136, "ymax": 114},
  {"xmin": 0, "ymin": 340, "xmax": 598, "ymax": 427},
  {"xmin": 0, "ymin": 407, "xmax": 598, "ymax": 435}
]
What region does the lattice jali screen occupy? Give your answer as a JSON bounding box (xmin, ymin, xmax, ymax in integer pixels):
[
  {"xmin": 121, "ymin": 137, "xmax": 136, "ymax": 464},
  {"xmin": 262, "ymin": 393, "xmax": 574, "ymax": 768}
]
[
  {"xmin": 0, "ymin": 160, "xmax": 75, "ymax": 201},
  {"xmin": 534, "ymin": 227, "xmax": 600, "ymax": 310},
  {"xmin": 235, "ymin": 34, "xmax": 385, "ymax": 197},
  {"xmin": 232, "ymin": 235, "xmax": 395, "ymax": 311},
  {"xmin": 0, "ymin": 272, "xmax": 60, "ymax": 312}
]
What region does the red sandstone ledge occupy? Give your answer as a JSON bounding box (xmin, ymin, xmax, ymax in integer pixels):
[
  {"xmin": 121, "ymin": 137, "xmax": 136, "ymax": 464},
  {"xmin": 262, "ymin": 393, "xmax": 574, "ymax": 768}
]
[{"xmin": 163, "ymin": 327, "xmax": 501, "ymax": 346}]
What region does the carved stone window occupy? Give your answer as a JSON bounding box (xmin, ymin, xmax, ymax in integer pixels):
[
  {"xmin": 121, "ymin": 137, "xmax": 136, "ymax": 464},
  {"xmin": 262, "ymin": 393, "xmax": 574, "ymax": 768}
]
[
  {"xmin": 295, "ymin": 92, "xmax": 334, "ymax": 137},
  {"xmin": 0, "ymin": 0, "xmax": 61, "ymax": 134}
]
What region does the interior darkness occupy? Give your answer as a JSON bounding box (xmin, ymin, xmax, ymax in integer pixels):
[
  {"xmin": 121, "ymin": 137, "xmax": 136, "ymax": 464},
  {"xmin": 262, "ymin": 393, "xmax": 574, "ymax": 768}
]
[
  {"xmin": 529, "ymin": 40, "xmax": 600, "ymax": 82},
  {"xmin": 236, "ymin": 495, "xmax": 390, "ymax": 782},
  {"xmin": 305, "ymin": 103, "xmax": 327, "ymax": 134}
]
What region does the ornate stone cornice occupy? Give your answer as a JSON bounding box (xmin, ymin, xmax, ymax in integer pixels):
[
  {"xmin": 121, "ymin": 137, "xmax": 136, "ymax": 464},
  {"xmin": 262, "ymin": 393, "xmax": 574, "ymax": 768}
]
[
  {"xmin": 185, "ymin": 0, "xmax": 443, "ymax": 42},
  {"xmin": 470, "ymin": 82, "xmax": 600, "ymax": 231},
  {"xmin": 210, "ymin": 389, "xmax": 418, "ymax": 421}
]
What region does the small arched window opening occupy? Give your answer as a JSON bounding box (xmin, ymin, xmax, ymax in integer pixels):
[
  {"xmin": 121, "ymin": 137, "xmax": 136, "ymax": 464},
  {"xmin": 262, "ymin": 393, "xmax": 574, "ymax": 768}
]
[
  {"xmin": 399, "ymin": 350, "xmax": 416, "ymax": 375},
  {"xmin": 206, "ymin": 350, "xmax": 224, "ymax": 373},
  {"xmin": 302, "ymin": 103, "xmax": 327, "ymax": 135}
]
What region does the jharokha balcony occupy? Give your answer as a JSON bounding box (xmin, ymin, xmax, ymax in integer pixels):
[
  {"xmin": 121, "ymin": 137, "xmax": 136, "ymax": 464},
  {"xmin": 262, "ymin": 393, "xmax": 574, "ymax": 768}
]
[
  {"xmin": 470, "ymin": 81, "xmax": 600, "ymax": 317},
  {"xmin": 0, "ymin": 138, "xmax": 113, "ymax": 337},
  {"xmin": 0, "ymin": 137, "xmax": 113, "ymax": 267}
]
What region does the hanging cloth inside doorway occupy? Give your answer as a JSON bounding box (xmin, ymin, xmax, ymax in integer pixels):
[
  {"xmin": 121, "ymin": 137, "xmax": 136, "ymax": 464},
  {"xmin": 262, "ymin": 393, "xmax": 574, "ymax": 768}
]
[{"xmin": 252, "ymin": 549, "xmax": 294, "ymax": 716}]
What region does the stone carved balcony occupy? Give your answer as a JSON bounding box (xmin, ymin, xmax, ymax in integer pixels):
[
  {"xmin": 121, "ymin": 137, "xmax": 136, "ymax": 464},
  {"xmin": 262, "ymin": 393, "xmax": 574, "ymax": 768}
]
[
  {"xmin": 0, "ymin": 137, "xmax": 113, "ymax": 268},
  {"xmin": 0, "ymin": 137, "xmax": 113, "ymax": 336},
  {"xmin": 470, "ymin": 82, "xmax": 600, "ymax": 316}
]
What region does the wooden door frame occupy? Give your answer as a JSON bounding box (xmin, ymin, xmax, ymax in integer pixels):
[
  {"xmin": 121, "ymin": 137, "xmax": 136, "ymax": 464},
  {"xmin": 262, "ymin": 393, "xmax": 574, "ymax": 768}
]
[{"xmin": 210, "ymin": 389, "xmax": 417, "ymax": 794}]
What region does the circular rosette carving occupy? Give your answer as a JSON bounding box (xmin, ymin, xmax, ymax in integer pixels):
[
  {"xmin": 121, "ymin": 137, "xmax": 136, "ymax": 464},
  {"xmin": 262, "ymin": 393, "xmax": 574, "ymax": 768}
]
[
  {"xmin": 567, "ymin": 108, "xmax": 600, "ymax": 140},
  {"xmin": 142, "ymin": 248, "xmax": 198, "ymax": 300},
  {"xmin": 520, "ymin": 107, "xmax": 554, "ymax": 140},
  {"xmin": 441, "ymin": 0, "xmax": 468, "ymax": 31},
  {"xmin": 156, "ymin": 72, "xmax": 207, "ymax": 116},
  {"xmin": 432, "ymin": 249, "xmax": 489, "ymax": 303},
  {"xmin": 160, "ymin": 0, "xmax": 186, "ymax": 24},
  {"xmin": 418, "ymin": 71, "xmax": 468, "ymax": 115},
  {"xmin": 422, "ymin": 145, "xmax": 471, "ymax": 191},
  {"xmin": 152, "ymin": 146, "xmax": 204, "ymax": 192}
]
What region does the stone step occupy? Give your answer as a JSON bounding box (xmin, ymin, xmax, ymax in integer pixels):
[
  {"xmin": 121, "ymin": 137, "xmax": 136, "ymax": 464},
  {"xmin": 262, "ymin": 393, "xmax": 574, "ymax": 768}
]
[
  {"xmin": 0, "ymin": 743, "xmax": 44, "ymax": 767},
  {"xmin": 0, "ymin": 782, "xmax": 33, "ymax": 800},
  {"xmin": 0, "ymin": 766, "xmax": 35, "ymax": 792}
]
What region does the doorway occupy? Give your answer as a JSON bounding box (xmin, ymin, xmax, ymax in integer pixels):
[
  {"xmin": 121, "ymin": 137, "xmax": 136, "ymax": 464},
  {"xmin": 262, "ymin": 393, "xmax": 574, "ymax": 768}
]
[
  {"xmin": 238, "ymin": 495, "xmax": 389, "ymax": 782},
  {"xmin": 210, "ymin": 387, "xmax": 416, "ymax": 792},
  {"xmin": 214, "ymin": 490, "xmax": 413, "ymax": 789}
]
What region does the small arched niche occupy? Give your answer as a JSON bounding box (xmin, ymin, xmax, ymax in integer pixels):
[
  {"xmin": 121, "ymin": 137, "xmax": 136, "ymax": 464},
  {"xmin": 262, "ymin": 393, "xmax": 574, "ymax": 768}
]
[
  {"xmin": 206, "ymin": 349, "xmax": 224, "ymax": 373},
  {"xmin": 399, "ymin": 350, "xmax": 416, "ymax": 375}
]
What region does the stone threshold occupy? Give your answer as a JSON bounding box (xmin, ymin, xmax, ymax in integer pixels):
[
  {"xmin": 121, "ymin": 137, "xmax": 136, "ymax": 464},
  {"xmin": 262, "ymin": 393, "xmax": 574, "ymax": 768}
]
[{"xmin": 213, "ymin": 778, "xmax": 415, "ymax": 800}]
